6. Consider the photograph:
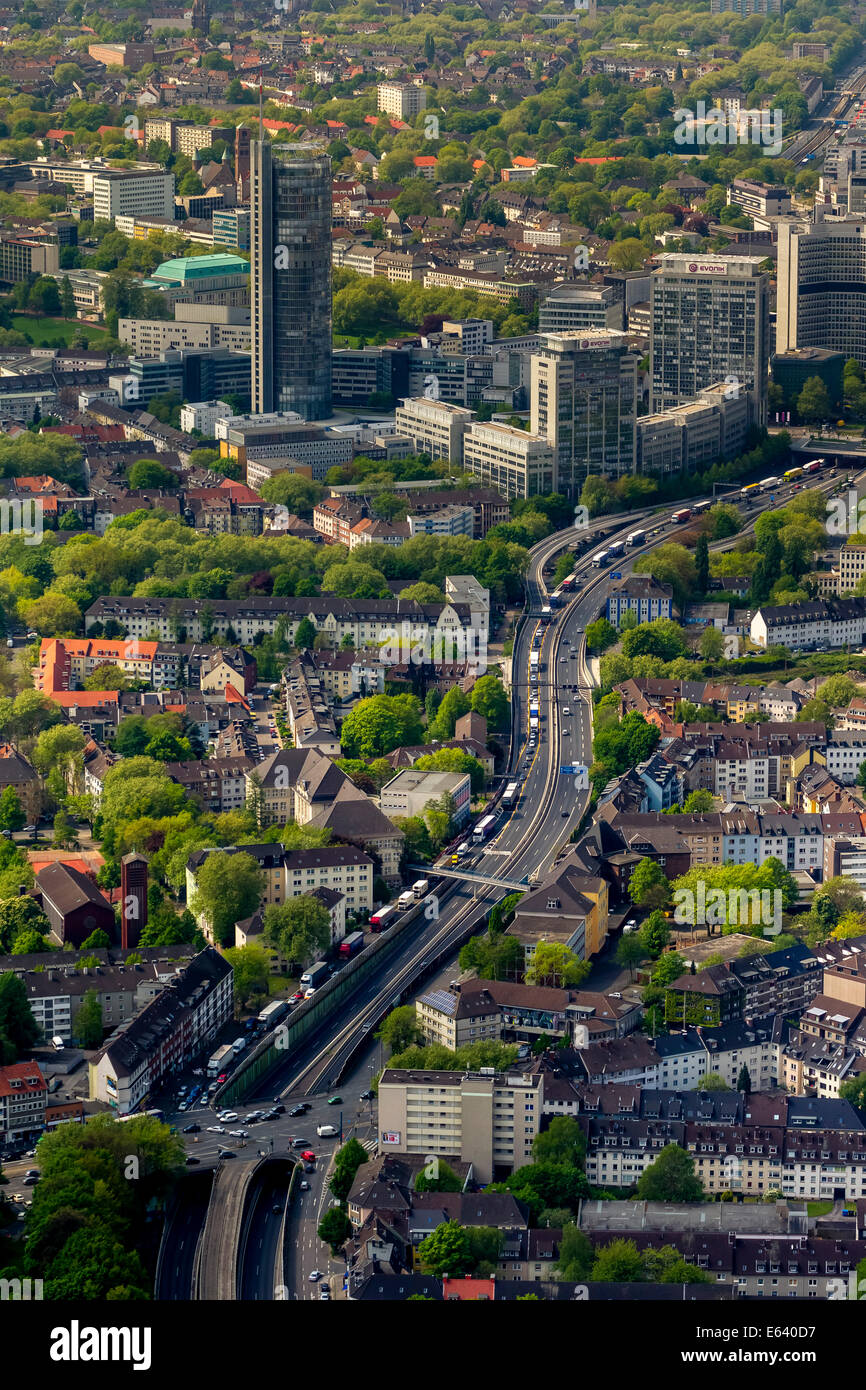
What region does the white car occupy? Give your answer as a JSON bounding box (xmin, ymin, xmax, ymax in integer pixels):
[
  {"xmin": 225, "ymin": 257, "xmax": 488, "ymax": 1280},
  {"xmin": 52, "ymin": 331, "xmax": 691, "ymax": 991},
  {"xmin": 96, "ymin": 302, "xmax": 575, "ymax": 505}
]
[
  {"xmin": 228, "ymin": 1129, "xmax": 248, "ymax": 1139},
  {"xmin": 218, "ymin": 1111, "xmax": 239, "ymax": 1122},
  {"xmin": 623, "ymin": 921, "xmax": 638, "ymax": 934},
  {"xmin": 207, "ymin": 1125, "xmax": 226, "ymax": 1133},
  {"xmin": 309, "ymin": 1269, "xmax": 324, "ymax": 1282}
]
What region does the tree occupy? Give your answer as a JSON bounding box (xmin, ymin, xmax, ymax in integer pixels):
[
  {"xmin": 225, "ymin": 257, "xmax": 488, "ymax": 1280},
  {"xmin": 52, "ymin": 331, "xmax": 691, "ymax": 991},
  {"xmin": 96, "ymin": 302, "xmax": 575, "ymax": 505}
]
[
  {"xmin": 639, "ymin": 909, "xmax": 670, "ymax": 959},
  {"xmin": 555, "ymin": 1223, "xmax": 594, "ymax": 1281},
  {"xmin": 127, "ymin": 458, "xmax": 177, "ymax": 490},
  {"xmin": 796, "ymin": 375, "xmax": 831, "ymax": 424},
  {"xmin": 329, "ymin": 1136, "xmax": 368, "ymax": 1203},
  {"xmin": 378, "ymin": 1005, "xmax": 423, "ymax": 1054},
  {"xmin": 695, "ymin": 532, "xmax": 709, "ymax": 593},
  {"xmin": 635, "ymin": 1142, "xmax": 703, "ymax": 1202},
  {"xmin": 294, "ymin": 616, "xmax": 317, "ymax": 651},
  {"xmin": 341, "ymin": 694, "xmax": 424, "ymax": 758},
  {"xmin": 532, "ymin": 1116, "xmax": 586, "ymax": 1168},
  {"xmin": 418, "ymin": 1219, "xmax": 474, "ymax": 1277},
  {"xmin": 0, "ymin": 897, "xmax": 49, "ymax": 953},
  {"xmin": 60, "ymin": 275, "xmax": 75, "ymax": 320},
  {"xmin": 12, "ymin": 927, "xmax": 49, "ymax": 954},
  {"xmin": 628, "ymin": 859, "xmax": 671, "ymax": 910},
  {"xmin": 317, "ymin": 1206, "xmax": 351, "ymax": 1255},
  {"xmin": 616, "ymin": 934, "xmax": 648, "ymax": 979},
  {"xmin": 697, "ymin": 1073, "xmax": 731, "ymax": 1091},
  {"xmin": 263, "ymin": 896, "xmax": 330, "ymax": 969},
  {"xmin": 839, "ymin": 1074, "xmax": 866, "ymax": 1112},
  {"xmin": 429, "ymin": 687, "xmax": 471, "ymax": 740},
  {"xmin": 74, "ymin": 989, "xmax": 103, "ymax": 1048},
  {"xmin": 80, "ymin": 929, "xmax": 110, "ymax": 950},
  {"xmin": 525, "ymin": 942, "xmax": 590, "ymax": 988},
  {"xmin": 586, "ymin": 618, "xmax": 618, "ymax": 651},
  {"xmin": 470, "ymin": 675, "xmax": 509, "ymax": 731},
  {"xmin": 52, "ymin": 809, "xmax": 78, "ymax": 849},
  {"xmin": 84, "ymin": 664, "xmax": 129, "ymax": 692},
  {"xmin": 736, "ymin": 1064, "xmax": 752, "ymax": 1095},
  {"xmin": 0, "ymin": 971, "xmax": 38, "ymax": 1060},
  {"xmin": 415, "ymin": 1158, "xmax": 463, "ymax": 1193},
  {"xmin": 189, "ymin": 851, "xmax": 266, "ymax": 947},
  {"xmin": 684, "ymin": 790, "xmax": 715, "ymax": 813},
  {"xmin": 590, "ymin": 1238, "xmax": 645, "ymax": 1282},
  {"xmin": 223, "ymin": 944, "xmax": 270, "ymax": 1010},
  {"xmin": 0, "ymin": 786, "xmax": 24, "ymax": 834},
  {"xmin": 699, "ymin": 626, "xmax": 724, "ymax": 666}
]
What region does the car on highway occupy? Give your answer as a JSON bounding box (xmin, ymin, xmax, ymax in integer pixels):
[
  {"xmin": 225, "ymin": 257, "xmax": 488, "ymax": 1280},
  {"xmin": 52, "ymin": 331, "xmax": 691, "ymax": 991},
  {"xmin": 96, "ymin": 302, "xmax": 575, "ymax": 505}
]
[
  {"xmin": 217, "ymin": 1149, "xmax": 236, "ymax": 1160},
  {"xmin": 273, "ymin": 1103, "xmax": 286, "ymax": 1114},
  {"xmin": 301, "ymin": 1149, "xmax": 316, "ymax": 1161},
  {"xmin": 290, "ymin": 991, "xmax": 305, "ymax": 1003},
  {"xmin": 182, "ymin": 1123, "xmax": 200, "ymax": 1134},
  {"xmin": 309, "ymin": 1269, "xmax": 324, "ymax": 1282},
  {"xmin": 218, "ymin": 1111, "xmax": 238, "ymax": 1122},
  {"xmin": 22, "ymin": 1175, "xmax": 38, "ymax": 1185},
  {"xmin": 360, "ymin": 1090, "xmax": 375, "ymax": 1101},
  {"xmin": 216, "ymin": 1073, "xmax": 228, "ymax": 1083},
  {"xmin": 206, "ymin": 1125, "xmax": 225, "ymax": 1133},
  {"xmin": 291, "ymin": 1137, "xmax": 310, "ymax": 1148},
  {"xmin": 299, "ymin": 1180, "xmax": 309, "ymax": 1190},
  {"xmin": 289, "ymin": 1103, "xmax": 310, "ymax": 1116},
  {"xmin": 185, "ymin": 1157, "xmax": 200, "ymax": 1166},
  {"xmin": 327, "ymin": 1095, "xmax": 342, "ymax": 1105},
  {"xmin": 304, "ymin": 1162, "xmax": 315, "ymax": 1173},
  {"xmin": 561, "ymin": 810, "xmax": 568, "ymax": 817},
  {"xmin": 228, "ymin": 1129, "xmax": 248, "ymax": 1139},
  {"xmin": 319, "ymin": 1286, "xmax": 330, "ymax": 1300},
  {"xmin": 272, "ymin": 1203, "xmax": 282, "ymax": 1215}
]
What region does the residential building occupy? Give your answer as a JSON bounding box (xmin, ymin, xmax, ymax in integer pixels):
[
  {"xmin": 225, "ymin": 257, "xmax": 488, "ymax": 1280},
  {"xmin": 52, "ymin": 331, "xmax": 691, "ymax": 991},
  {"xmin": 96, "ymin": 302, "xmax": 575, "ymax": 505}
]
[
  {"xmin": 0, "ymin": 1062, "xmax": 46, "ymax": 1143},
  {"xmin": 89, "ymin": 948, "xmax": 233, "ymax": 1114},
  {"xmin": 607, "ymin": 576, "xmax": 673, "ymax": 626},
  {"xmin": 416, "ymin": 978, "xmax": 641, "ymax": 1050},
  {"xmin": 378, "ymin": 1068, "xmax": 544, "ymax": 1183},
  {"xmin": 377, "ymin": 82, "xmax": 427, "ymax": 119},
  {"xmin": 751, "ymin": 597, "xmax": 866, "ymax": 651}
]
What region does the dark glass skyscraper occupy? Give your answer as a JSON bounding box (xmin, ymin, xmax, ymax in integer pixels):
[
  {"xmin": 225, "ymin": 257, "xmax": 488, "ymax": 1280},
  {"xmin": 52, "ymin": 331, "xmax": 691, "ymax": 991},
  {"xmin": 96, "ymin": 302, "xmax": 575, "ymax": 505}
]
[{"xmin": 251, "ymin": 140, "xmax": 332, "ymax": 420}]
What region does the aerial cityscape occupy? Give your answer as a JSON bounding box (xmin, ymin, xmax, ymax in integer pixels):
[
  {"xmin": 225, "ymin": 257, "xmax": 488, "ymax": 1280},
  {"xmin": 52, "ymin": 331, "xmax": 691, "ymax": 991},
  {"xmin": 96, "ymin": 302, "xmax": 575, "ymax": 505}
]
[{"xmin": 2, "ymin": 0, "xmax": 866, "ymax": 1349}]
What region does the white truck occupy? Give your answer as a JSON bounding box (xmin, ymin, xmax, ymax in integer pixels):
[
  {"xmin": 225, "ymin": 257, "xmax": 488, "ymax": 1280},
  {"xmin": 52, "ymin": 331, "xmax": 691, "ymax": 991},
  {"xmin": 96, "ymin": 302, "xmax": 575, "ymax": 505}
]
[{"xmin": 207, "ymin": 1044, "xmax": 233, "ymax": 1078}]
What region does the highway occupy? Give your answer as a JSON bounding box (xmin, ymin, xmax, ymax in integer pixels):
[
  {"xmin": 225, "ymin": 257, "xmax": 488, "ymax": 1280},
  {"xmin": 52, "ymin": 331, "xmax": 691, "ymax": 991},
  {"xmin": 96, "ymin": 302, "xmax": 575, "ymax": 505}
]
[{"xmin": 173, "ymin": 460, "xmax": 856, "ymax": 1299}]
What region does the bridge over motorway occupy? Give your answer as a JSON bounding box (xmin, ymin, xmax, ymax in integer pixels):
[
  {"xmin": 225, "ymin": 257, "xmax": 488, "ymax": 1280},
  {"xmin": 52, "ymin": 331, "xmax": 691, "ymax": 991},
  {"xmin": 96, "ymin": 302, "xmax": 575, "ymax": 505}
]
[
  {"xmin": 194, "ymin": 1155, "xmax": 268, "ymax": 1300},
  {"xmin": 407, "ymin": 863, "xmax": 528, "ymax": 891}
]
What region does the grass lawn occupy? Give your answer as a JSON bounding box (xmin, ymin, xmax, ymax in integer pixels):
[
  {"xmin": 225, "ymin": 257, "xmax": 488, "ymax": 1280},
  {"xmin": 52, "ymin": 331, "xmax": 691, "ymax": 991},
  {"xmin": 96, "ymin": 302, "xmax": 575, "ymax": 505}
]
[
  {"xmin": 807, "ymin": 1200, "xmax": 833, "ymax": 1217},
  {"xmin": 10, "ymin": 315, "xmax": 110, "ymax": 347}
]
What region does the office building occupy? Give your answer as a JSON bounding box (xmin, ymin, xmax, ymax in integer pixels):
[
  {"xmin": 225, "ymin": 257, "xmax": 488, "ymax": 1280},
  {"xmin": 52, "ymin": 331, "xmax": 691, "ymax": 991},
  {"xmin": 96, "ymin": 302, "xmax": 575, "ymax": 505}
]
[
  {"xmin": 636, "ymin": 383, "xmax": 750, "ymax": 475},
  {"xmin": 771, "ymin": 347, "xmax": 845, "ymax": 413},
  {"xmin": 0, "ymin": 235, "xmax": 59, "ymax": 285},
  {"xmin": 377, "ymin": 82, "xmax": 427, "ymax": 119},
  {"xmin": 538, "ymin": 284, "xmax": 624, "ymax": 334},
  {"xmin": 650, "ymin": 254, "xmax": 769, "ymax": 425},
  {"xmin": 777, "ymin": 213, "xmax": 866, "ymax": 370},
  {"xmin": 213, "ymin": 207, "xmax": 251, "ymax": 251},
  {"xmin": 251, "ymin": 140, "xmax": 332, "ymax": 420},
  {"xmin": 394, "ymin": 397, "xmax": 474, "ymax": 465},
  {"xmin": 530, "ymin": 330, "xmax": 638, "ymax": 495},
  {"xmin": 92, "ymin": 169, "xmax": 175, "ymax": 221},
  {"xmin": 710, "ymin": 0, "xmax": 781, "ymax": 11},
  {"xmin": 463, "ymin": 419, "xmax": 555, "ymax": 500}
]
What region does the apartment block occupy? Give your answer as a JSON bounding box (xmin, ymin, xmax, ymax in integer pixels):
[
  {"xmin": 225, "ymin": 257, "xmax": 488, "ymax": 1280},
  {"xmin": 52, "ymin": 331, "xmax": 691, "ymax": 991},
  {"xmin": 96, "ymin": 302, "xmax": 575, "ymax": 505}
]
[
  {"xmin": 378, "ymin": 1068, "xmax": 544, "ymax": 1183},
  {"xmin": 377, "ymin": 82, "xmax": 427, "ymax": 119},
  {"xmin": 0, "ymin": 1062, "xmax": 46, "ymax": 1143},
  {"xmin": 88, "ymin": 948, "xmax": 233, "ymax": 1114},
  {"xmin": 92, "ymin": 169, "xmax": 175, "ymax": 221}
]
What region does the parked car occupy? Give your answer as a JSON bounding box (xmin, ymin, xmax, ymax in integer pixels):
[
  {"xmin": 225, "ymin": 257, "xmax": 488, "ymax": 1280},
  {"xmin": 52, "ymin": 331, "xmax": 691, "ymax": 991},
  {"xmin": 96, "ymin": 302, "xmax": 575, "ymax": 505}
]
[
  {"xmin": 218, "ymin": 1111, "xmax": 238, "ymax": 1122},
  {"xmin": 217, "ymin": 1149, "xmax": 236, "ymax": 1160},
  {"xmin": 182, "ymin": 1123, "xmax": 200, "ymax": 1134}
]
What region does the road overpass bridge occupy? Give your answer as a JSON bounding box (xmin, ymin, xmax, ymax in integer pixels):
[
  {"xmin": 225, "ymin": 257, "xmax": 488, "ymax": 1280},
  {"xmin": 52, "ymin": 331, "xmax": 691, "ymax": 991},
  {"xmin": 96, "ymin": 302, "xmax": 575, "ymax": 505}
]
[{"xmin": 409, "ymin": 864, "xmax": 528, "ymax": 891}]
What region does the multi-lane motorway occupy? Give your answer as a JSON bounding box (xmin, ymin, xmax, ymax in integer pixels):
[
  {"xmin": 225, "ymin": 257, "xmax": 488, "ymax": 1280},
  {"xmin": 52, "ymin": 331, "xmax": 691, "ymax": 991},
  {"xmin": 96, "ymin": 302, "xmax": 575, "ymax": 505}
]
[{"xmin": 169, "ymin": 463, "xmax": 858, "ymax": 1300}]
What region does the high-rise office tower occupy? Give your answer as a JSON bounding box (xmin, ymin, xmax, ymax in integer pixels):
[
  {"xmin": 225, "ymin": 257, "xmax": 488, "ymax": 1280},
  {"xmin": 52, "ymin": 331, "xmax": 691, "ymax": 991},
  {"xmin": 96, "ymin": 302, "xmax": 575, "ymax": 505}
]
[
  {"xmin": 120, "ymin": 853, "xmax": 148, "ymax": 950},
  {"xmin": 251, "ymin": 140, "xmax": 332, "ymax": 420},
  {"xmin": 777, "ymin": 211, "xmax": 866, "ymax": 370},
  {"xmin": 650, "ymin": 253, "xmax": 769, "ymax": 425},
  {"xmin": 530, "ymin": 330, "xmax": 638, "ymax": 496}
]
